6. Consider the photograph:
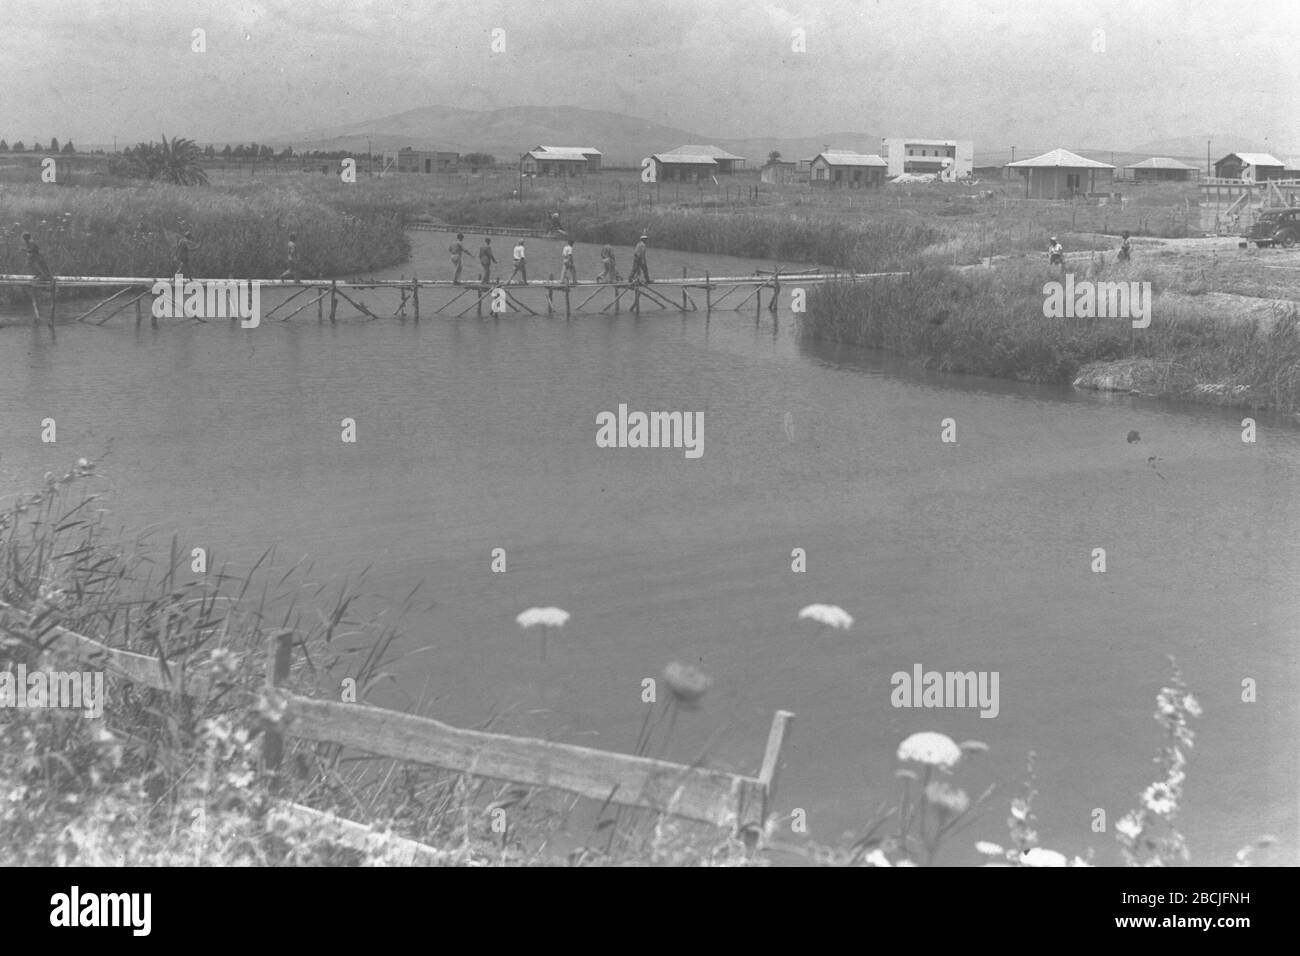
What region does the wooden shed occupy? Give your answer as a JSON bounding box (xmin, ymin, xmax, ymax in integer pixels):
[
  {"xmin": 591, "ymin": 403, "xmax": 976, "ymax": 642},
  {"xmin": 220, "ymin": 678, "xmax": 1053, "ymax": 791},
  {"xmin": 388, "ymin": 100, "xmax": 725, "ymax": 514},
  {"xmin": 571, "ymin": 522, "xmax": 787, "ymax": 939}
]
[
  {"xmin": 652, "ymin": 153, "xmax": 718, "ymax": 182},
  {"xmin": 760, "ymin": 160, "xmax": 797, "ymax": 184},
  {"xmin": 384, "ymin": 147, "xmax": 459, "ymax": 173},
  {"xmin": 521, "ymin": 147, "xmax": 593, "ymax": 177},
  {"xmin": 1213, "ymin": 153, "xmax": 1285, "ymax": 183}
]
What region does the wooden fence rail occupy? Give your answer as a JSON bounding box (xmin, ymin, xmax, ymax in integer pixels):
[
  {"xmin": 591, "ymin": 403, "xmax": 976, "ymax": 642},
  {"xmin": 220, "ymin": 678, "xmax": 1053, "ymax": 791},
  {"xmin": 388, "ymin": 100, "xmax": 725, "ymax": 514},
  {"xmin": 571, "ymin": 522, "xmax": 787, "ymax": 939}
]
[{"xmin": 0, "ymin": 600, "xmax": 793, "ymax": 852}]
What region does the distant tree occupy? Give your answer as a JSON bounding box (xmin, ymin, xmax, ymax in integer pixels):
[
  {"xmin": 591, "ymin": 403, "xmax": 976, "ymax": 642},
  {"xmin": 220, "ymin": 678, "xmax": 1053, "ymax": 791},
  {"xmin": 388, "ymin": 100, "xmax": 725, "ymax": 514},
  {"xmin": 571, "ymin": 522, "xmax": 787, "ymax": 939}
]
[
  {"xmin": 49, "ymin": 137, "xmax": 60, "ymax": 153},
  {"xmin": 123, "ymin": 135, "xmax": 208, "ymax": 185},
  {"xmin": 0, "ymin": 139, "xmax": 8, "ymax": 151},
  {"xmin": 204, "ymin": 144, "xmax": 215, "ymax": 158},
  {"xmin": 278, "ymin": 146, "xmax": 294, "ymax": 160},
  {"xmin": 221, "ymin": 144, "xmax": 232, "ymax": 158},
  {"xmin": 259, "ymin": 144, "xmax": 274, "ymax": 160},
  {"xmin": 768, "ymin": 150, "xmax": 782, "ymax": 164},
  {"xmin": 12, "ymin": 141, "xmax": 25, "ymax": 152},
  {"xmin": 464, "ymin": 152, "xmax": 495, "ymax": 168},
  {"xmin": 61, "ymin": 140, "xmax": 75, "ymax": 153},
  {"xmin": 31, "ymin": 141, "xmax": 43, "ymax": 152}
]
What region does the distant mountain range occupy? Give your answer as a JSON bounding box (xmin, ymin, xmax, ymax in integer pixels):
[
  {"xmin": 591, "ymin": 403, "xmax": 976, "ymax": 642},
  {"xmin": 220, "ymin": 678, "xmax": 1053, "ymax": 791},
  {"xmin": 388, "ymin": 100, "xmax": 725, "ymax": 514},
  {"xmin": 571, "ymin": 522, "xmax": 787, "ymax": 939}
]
[
  {"xmin": 260, "ymin": 105, "xmax": 1298, "ymax": 168},
  {"xmin": 264, "ymin": 104, "xmax": 880, "ymax": 165}
]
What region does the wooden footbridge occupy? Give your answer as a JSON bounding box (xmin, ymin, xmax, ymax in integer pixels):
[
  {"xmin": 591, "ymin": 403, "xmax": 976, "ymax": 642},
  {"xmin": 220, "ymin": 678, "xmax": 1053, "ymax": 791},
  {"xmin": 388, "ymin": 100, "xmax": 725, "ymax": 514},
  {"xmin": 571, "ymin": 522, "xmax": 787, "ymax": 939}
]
[{"xmin": 1, "ymin": 268, "xmax": 907, "ymax": 327}]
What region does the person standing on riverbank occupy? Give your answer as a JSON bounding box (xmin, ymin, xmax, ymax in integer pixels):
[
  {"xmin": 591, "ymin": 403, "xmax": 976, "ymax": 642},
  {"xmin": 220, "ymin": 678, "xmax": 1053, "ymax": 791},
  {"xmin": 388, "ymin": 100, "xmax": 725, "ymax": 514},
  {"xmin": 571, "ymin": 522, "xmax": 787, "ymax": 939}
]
[
  {"xmin": 279, "ymin": 233, "xmax": 300, "ymax": 280},
  {"xmin": 562, "ymin": 241, "xmax": 577, "ymax": 285},
  {"xmin": 509, "ymin": 240, "xmax": 528, "ymax": 284},
  {"xmin": 478, "ymin": 238, "xmax": 496, "ymax": 283},
  {"xmin": 449, "ymin": 233, "xmax": 466, "ymax": 284},
  {"xmin": 22, "ymin": 233, "xmax": 52, "ymax": 281},
  {"xmin": 631, "ymin": 234, "xmax": 651, "ymax": 285},
  {"xmin": 173, "ymin": 231, "xmax": 201, "ymax": 276},
  {"xmin": 1047, "ymin": 236, "xmax": 1064, "ymax": 272},
  {"xmin": 1118, "ymin": 231, "xmax": 1132, "ymax": 263}
]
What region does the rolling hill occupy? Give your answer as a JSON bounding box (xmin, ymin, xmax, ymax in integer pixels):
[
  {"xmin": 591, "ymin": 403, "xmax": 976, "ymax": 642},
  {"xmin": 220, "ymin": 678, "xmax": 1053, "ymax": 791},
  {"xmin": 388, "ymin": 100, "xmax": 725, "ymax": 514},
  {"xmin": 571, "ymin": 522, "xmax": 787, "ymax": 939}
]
[{"xmin": 265, "ymin": 104, "xmax": 878, "ymax": 166}]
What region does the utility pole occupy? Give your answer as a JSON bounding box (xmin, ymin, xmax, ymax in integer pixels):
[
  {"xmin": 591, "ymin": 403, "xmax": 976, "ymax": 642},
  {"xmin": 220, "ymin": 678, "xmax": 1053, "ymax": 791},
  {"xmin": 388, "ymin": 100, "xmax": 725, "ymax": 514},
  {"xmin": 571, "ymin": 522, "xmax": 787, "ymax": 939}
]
[
  {"xmin": 1010, "ymin": 146, "xmax": 1016, "ymax": 163},
  {"xmin": 1206, "ymin": 139, "xmax": 1211, "ymax": 177}
]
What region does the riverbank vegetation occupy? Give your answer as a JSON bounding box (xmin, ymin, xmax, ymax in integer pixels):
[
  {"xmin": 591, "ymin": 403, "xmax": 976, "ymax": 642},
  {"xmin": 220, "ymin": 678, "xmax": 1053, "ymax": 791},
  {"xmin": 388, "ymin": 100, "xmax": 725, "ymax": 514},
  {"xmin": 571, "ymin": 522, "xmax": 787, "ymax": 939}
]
[
  {"xmin": 0, "ymin": 184, "xmax": 410, "ymax": 288},
  {"xmin": 3, "ymin": 465, "xmax": 1276, "ymax": 866},
  {"xmin": 798, "ymin": 258, "xmax": 1300, "ymax": 414}
]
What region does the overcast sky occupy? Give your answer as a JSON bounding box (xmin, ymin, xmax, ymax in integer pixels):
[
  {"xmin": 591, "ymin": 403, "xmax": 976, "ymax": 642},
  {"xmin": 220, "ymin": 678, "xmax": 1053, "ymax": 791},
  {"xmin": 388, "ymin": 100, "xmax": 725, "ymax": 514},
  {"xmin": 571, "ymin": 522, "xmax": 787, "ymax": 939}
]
[{"xmin": 2, "ymin": 0, "xmax": 1297, "ymax": 153}]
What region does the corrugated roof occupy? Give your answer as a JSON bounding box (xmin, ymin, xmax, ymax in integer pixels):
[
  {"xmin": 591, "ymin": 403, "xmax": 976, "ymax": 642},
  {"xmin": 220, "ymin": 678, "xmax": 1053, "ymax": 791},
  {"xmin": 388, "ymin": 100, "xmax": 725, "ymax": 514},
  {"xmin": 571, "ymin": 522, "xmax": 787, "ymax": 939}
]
[
  {"xmin": 1006, "ymin": 148, "xmax": 1114, "ymax": 169},
  {"xmin": 1221, "ymin": 152, "xmax": 1284, "ymax": 167},
  {"xmin": 663, "ymin": 144, "xmax": 746, "ymax": 161},
  {"xmin": 1126, "ymin": 156, "xmax": 1199, "ymax": 170},
  {"xmin": 652, "ymin": 153, "xmax": 719, "ymax": 165},
  {"xmin": 814, "ymin": 151, "xmax": 887, "ymax": 167},
  {"xmin": 527, "ymin": 148, "xmax": 590, "ymax": 161},
  {"xmin": 536, "ymin": 145, "xmax": 602, "ymax": 155}
]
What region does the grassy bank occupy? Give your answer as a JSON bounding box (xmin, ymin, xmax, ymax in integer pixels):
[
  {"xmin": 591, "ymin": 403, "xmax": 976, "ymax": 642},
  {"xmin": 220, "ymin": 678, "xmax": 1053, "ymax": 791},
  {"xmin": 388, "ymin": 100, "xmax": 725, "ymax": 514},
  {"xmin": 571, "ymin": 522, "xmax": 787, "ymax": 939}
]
[{"xmin": 799, "ymin": 259, "xmax": 1300, "ymax": 414}]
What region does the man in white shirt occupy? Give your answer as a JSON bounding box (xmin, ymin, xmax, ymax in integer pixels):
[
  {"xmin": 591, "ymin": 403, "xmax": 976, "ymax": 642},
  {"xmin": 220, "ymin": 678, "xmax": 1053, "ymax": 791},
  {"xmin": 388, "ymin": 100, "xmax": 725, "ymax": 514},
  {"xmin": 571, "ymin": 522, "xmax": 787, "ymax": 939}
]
[
  {"xmin": 509, "ymin": 240, "xmax": 528, "ymax": 284},
  {"xmin": 562, "ymin": 241, "xmax": 577, "ymax": 285}
]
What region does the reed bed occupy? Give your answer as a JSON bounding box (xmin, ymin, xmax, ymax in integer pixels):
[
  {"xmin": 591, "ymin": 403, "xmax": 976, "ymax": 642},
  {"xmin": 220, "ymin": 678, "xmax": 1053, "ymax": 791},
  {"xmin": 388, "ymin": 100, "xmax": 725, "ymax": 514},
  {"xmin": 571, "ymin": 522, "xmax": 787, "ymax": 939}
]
[
  {"xmin": 0, "ymin": 182, "xmax": 412, "ymax": 297},
  {"xmin": 799, "ymin": 258, "xmax": 1300, "ymax": 413}
]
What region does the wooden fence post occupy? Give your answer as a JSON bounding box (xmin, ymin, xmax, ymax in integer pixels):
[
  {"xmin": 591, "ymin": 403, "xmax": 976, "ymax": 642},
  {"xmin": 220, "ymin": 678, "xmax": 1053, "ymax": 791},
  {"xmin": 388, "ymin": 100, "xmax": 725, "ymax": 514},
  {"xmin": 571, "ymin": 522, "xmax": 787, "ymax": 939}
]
[
  {"xmin": 262, "ymin": 629, "xmax": 295, "ymax": 781},
  {"xmin": 752, "ymin": 709, "xmax": 794, "ymax": 847}
]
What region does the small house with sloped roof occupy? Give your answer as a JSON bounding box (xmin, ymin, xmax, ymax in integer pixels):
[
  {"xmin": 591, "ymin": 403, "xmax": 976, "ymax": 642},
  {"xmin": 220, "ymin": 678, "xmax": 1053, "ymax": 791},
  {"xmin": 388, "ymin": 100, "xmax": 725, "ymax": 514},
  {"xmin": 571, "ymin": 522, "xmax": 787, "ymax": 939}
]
[
  {"xmin": 652, "ymin": 152, "xmax": 718, "ymax": 182},
  {"xmin": 1213, "ymin": 152, "xmax": 1285, "ymax": 182},
  {"xmin": 1005, "ymin": 148, "xmax": 1114, "ymax": 199},
  {"xmin": 1123, "ymin": 156, "xmax": 1199, "ymax": 182},
  {"xmin": 809, "ymin": 150, "xmax": 888, "ymax": 187},
  {"xmin": 521, "ymin": 147, "xmax": 598, "ymax": 177},
  {"xmin": 660, "ymin": 145, "xmax": 746, "ymax": 174}
]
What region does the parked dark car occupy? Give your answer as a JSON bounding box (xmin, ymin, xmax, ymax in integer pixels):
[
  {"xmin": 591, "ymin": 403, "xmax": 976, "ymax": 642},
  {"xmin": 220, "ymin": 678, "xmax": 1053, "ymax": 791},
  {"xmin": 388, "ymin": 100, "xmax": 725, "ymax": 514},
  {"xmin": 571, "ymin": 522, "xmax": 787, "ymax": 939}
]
[{"xmin": 1249, "ymin": 207, "xmax": 1300, "ymax": 247}]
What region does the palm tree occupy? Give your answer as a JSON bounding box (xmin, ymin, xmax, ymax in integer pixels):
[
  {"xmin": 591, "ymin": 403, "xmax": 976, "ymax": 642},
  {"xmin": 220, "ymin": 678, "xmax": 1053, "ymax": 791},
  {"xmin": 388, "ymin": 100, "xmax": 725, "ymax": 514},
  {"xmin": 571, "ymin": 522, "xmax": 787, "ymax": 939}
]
[{"xmin": 155, "ymin": 135, "xmax": 208, "ymax": 185}]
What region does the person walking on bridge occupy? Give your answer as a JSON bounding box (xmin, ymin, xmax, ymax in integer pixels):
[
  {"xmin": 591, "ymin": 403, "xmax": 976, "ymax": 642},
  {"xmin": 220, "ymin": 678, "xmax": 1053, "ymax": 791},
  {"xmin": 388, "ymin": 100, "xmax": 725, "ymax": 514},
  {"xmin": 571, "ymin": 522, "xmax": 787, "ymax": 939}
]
[
  {"xmin": 173, "ymin": 231, "xmax": 201, "ymax": 277},
  {"xmin": 22, "ymin": 233, "xmax": 52, "ymax": 282},
  {"xmin": 449, "ymin": 233, "xmax": 466, "ymax": 284},
  {"xmin": 562, "ymin": 241, "xmax": 578, "ymax": 285},
  {"xmin": 630, "ymin": 234, "xmax": 651, "ymax": 285},
  {"xmin": 478, "ymin": 237, "xmax": 496, "ymax": 283},
  {"xmin": 599, "ymin": 244, "xmax": 619, "ymax": 283},
  {"xmin": 509, "ymin": 240, "xmax": 528, "ymax": 284},
  {"xmin": 279, "ymin": 232, "xmax": 301, "ymax": 280}
]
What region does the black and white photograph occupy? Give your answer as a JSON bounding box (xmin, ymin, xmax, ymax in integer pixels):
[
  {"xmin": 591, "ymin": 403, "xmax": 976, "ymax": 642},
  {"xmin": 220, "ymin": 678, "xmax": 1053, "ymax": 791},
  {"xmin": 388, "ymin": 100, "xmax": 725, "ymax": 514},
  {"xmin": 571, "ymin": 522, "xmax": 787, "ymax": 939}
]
[{"xmin": 0, "ymin": 0, "xmax": 1296, "ymax": 898}]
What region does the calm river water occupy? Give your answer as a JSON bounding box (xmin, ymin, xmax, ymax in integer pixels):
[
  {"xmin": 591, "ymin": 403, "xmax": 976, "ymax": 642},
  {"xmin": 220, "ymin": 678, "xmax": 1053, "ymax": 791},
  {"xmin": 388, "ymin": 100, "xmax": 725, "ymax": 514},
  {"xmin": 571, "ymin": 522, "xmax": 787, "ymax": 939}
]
[{"xmin": 2, "ymin": 229, "xmax": 1297, "ymax": 865}]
